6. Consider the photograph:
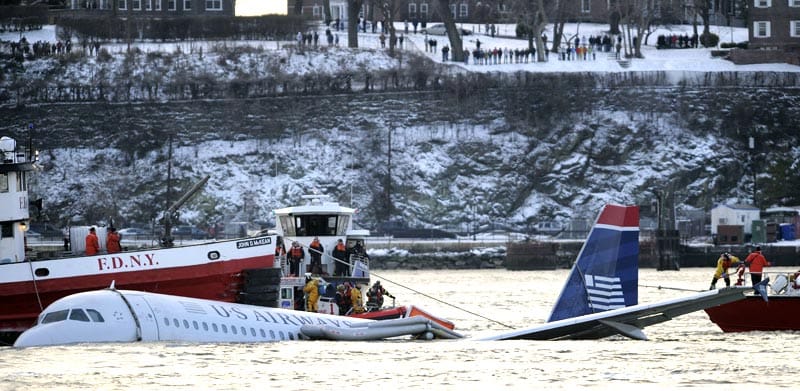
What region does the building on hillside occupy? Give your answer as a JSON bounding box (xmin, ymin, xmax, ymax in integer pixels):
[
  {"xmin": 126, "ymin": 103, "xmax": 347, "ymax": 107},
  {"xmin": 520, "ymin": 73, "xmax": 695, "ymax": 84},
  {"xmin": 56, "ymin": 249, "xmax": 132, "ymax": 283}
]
[
  {"xmin": 729, "ymin": 0, "xmax": 800, "ymax": 64},
  {"xmin": 710, "ymin": 203, "xmax": 760, "ymax": 235},
  {"xmin": 60, "ymin": 0, "xmax": 235, "ymax": 17}
]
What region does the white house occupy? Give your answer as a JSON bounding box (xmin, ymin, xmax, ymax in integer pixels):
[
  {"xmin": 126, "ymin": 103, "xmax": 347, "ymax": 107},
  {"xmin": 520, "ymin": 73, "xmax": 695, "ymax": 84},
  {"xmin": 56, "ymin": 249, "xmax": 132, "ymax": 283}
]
[{"xmin": 710, "ymin": 204, "xmax": 760, "ymax": 235}]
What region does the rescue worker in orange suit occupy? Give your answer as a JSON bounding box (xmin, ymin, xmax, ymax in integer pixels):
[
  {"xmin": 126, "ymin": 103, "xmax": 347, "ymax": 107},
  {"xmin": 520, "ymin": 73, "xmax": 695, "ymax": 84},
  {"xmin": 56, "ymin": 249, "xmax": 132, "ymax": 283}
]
[
  {"xmin": 709, "ymin": 252, "xmax": 740, "ymax": 290},
  {"xmin": 308, "ymin": 237, "xmax": 324, "ymax": 274},
  {"xmin": 745, "ymin": 246, "xmax": 771, "ymax": 286},
  {"xmin": 332, "ymin": 239, "xmax": 348, "ymax": 276},
  {"xmin": 85, "ymin": 227, "xmax": 100, "ymax": 256},
  {"xmin": 303, "ymin": 277, "xmax": 320, "ymax": 312},
  {"xmin": 287, "ymin": 242, "xmax": 304, "ymax": 276},
  {"xmin": 106, "ymin": 227, "xmax": 121, "ymax": 254}
]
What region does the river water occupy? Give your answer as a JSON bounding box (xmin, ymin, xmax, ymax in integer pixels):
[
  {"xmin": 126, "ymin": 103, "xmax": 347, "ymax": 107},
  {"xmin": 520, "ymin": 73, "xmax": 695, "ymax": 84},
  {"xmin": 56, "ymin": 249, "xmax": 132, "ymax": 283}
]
[{"xmin": 1, "ymin": 268, "xmax": 797, "ymax": 390}]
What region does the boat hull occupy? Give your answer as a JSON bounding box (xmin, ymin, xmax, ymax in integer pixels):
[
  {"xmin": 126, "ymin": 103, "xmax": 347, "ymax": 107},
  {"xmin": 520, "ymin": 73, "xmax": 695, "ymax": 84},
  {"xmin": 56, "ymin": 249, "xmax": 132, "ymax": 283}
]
[
  {"xmin": 0, "ymin": 236, "xmax": 276, "ymax": 333},
  {"xmin": 704, "ymin": 296, "xmax": 800, "ymax": 332}
]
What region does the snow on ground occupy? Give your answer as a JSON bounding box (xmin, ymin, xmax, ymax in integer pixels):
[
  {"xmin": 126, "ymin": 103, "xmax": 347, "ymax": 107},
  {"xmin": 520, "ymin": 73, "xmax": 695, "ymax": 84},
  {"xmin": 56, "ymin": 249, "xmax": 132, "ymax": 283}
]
[{"xmin": 4, "ymin": 22, "xmax": 800, "ymax": 74}]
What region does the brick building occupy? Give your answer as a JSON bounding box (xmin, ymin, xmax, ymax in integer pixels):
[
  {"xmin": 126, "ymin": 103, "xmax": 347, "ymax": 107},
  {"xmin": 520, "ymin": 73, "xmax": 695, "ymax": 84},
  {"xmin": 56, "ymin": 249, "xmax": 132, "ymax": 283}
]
[
  {"xmin": 63, "ymin": 0, "xmax": 235, "ymax": 17},
  {"xmin": 729, "ymin": 0, "xmax": 800, "ymax": 64}
]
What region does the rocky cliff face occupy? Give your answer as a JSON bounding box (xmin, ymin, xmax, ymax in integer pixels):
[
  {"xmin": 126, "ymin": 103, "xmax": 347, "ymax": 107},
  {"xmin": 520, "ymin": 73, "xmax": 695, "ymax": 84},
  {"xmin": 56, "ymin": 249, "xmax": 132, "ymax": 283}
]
[{"xmin": 2, "ymin": 62, "xmax": 799, "ymax": 232}]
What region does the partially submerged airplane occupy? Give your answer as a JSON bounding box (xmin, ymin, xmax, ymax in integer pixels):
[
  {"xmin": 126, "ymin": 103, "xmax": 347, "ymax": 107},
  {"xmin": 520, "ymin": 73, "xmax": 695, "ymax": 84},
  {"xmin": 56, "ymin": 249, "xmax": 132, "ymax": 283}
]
[{"xmin": 14, "ymin": 205, "xmax": 750, "ymax": 347}]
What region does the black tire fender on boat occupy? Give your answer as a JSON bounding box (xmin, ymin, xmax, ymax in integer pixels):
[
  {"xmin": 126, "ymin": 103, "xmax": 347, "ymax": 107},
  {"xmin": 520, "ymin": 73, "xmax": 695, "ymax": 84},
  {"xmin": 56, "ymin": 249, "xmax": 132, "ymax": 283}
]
[
  {"xmin": 243, "ymin": 268, "xmax": 282, "ymax": 286},
  {"xmin": 238, "ymin": 291, "xmax": 280, "ymax": 307}
]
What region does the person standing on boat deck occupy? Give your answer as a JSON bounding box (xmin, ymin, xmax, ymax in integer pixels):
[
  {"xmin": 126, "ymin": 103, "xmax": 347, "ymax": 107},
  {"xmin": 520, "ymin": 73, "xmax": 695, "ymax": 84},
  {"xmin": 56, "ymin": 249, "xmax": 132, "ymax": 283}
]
[
  {"xmin": 84, "ymin": 227, "xmax": 100, "ymax": 256},
  {"xmin": 287, "ymin": 241, "xmax": 305, "ymax": 276},
  {"xmin": 709, "ymin": 252, "xmax": 740, "ymax": 290},
  {"xmin": 350, "ymin": 283, "xmax": 365, "ymax": 314},
  {"xmin": 106, "ymin": 227, "xmax": 121, "ymax": 254},
  {"xmin": 332, "ymin": 239, "xmax": 348, "ymax": 276},
  {"xmin": 308, "ymin": 237, "xmax": 324, "ymax": 274},
  {"xmin": 334, "ymin": 285, "xmax": 350, "ymax": 315},
  {"xmin": 745, "ymin": 246, "xmax": 771, "ymax": 286},
  {"xmin": 303, "ymin": 277, "xmax": 320, "ymax": 312}
]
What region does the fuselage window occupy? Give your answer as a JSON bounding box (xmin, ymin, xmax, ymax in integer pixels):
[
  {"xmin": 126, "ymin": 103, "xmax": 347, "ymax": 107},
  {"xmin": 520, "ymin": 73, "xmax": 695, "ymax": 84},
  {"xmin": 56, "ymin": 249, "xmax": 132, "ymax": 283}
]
[
  {"xmin": 193, "ymin": 320, "xmax": 199, "ymax": 330},
  {"xmin": 163, "ymin": 317, "xmax": 170, "ymax": 326},
  {"xmin": 173, "ymin": 318, "xmax": 179, "ymax": 328},
  {"xmin": 212, "ymin": 323, "xmax": 219, "ymax": 332},
  {"xmin": 231, "ymin": 325, "xmax": 237, "ymax": 335},
  {"xmin": 203, "ymin": 322, "xmax": 209, "ymax": 331},
  {"xmin": 69, "ymin": 309, "xmax": 90, "ymax": 322},
  {"xmin": 41, "ymin": 309, "xmax": 69, "ymax": 324},
  {"xmin": 86, "ymin": 309, "xmax": 104, "ymax": 322},
  {"xmin": 221, "ymin": 324, "xmax": 228, "ymax": 333},
  {"xmin": 183, "ymin": 319, "xmax": 190, "ymax": 329},
  {"xmin": 270, "ymin": 330, "xmax": 276, "ymax": 339}
]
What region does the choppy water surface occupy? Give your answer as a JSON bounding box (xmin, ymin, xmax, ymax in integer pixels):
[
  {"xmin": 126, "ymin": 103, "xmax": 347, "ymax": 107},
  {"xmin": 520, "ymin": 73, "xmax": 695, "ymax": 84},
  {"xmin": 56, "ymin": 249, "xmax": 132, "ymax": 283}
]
[{"xmin": 2, "ymin": 268, "xmax": 798, "ymax": 390}]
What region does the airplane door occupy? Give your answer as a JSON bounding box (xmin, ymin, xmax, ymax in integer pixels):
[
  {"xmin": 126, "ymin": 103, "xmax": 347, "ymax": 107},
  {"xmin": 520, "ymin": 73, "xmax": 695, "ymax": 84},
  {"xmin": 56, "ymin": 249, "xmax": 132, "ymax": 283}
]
[{"xmin": 123, "ymin": 295, "xmax": 161, "ymax": 341}]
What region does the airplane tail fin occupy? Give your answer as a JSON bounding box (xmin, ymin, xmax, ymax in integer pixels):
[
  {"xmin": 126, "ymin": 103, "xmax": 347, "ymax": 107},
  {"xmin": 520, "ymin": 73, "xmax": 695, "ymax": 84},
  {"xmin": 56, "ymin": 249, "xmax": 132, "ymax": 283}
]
[{"xmin": 547, "ymin": 204, "xmax": 639, "ymax": 323}]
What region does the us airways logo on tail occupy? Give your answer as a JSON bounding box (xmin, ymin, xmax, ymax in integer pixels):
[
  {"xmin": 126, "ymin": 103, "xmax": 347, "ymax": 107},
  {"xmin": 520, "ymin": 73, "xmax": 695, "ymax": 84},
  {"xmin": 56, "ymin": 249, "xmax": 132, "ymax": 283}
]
[{"xmin": 585, "ymin": 274, "xmax": 625, "ymax": 311}]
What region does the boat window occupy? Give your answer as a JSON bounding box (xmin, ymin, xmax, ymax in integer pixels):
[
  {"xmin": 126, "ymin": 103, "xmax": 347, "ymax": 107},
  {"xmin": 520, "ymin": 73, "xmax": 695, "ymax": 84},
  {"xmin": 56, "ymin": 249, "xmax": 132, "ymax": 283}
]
[
  {"xmin": 86, "ymin": 309, "xmax": 104, "ymax": 322},
  {"xmin": 41, "ymin": 309, "xmax": 69, "ymax": 324},
  {"xmin": 250, "ymin": 327, "xmax": 256, "ymax": 337},
  {"xmin": 289, "ymin": 332, "xmax": 295, "ymax": 340},
  {"xmin": 193, "ymin": 321, "xmax": 199, "ymax": 330},
  {"xmin": 337, "ymin": 216, "xmax": 350, "ymax": 236},
  {"xmin": 281, "ymin": 288, "xmax": 292, "ymax": 300},
  {"xmin": 69, "ymin": 309, "xmax": 90, "ymax": 322},
  {"xmin": 163, "ymin": 317, "xmax": 170, "ymax": 326},
  {"xmin": 279, "ymin": 331, "xmax": 285, "ymax": 340},
  {"xmin": 221, "ymin": 324, "xmax": 228, "ymax": 333},
  {"xmin": 269, "ymin": 330, "xmax": 275, "ymax": 339},
  {"xmin": 0, "ymin": 173, "xmax": 7, "ymax": 193},
  {"xmin": 259, "ymin": 329, "xmax": 266, "ymax": 338},
  {"xmin": 173, "ymin": 318, "xmax": 179, "ymax": 328},
  {"xmin": 203, "ymin": 322, "xmax": 209, "ymax": 331},
  {"xmin": 17, "ymin": 171, "xmax": 26, "ymax": 191},
  {"xmin": 241, "ymin": 326, "xmax": 247, "ymax": 336},
  {"xmin": 295, "ymin": 215, "xmax": 340, "ymax": 236},
  {"xmin": 231, "ymin": 325, "xmax": 237, "ymax": 335},
  {"xmin": 183, "ymin": 320, "xmax": 190, "ymax": 329},
  {"xmin": 280, "ymin": 216, "xmax": 295, "ymax": 236},
  {"xmin": 212, "ymin": 323, "xmax": 219, "ymax": 332},
  {"xmin": 1, "ymin": 222, "xmax": 11, "ymax": 239}
]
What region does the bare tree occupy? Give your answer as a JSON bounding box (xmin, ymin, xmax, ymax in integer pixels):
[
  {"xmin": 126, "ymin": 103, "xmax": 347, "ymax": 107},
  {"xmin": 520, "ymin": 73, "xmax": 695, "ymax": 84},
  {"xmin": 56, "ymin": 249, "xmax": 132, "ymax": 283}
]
[
  {"xmin": 347, "ymin": 0, "xmax": 364, "ymax": 48},
  {"xmin": 381, "ymin": 0, "xmax": 401, "ymax": 55},
  {"xmin": 613, "ymin": 0, "xmax": 683, "ymax": 58},
  {"xmin": 323, "ymin": 0, "xmax": 332, "ymax": 26},
  {"xmin": 432, "ymin": 0, "xmax": 464, "ymax": 61},
  {"xmin": 510, "ymin": 0, "xmax": 559, "ymax": 62}
]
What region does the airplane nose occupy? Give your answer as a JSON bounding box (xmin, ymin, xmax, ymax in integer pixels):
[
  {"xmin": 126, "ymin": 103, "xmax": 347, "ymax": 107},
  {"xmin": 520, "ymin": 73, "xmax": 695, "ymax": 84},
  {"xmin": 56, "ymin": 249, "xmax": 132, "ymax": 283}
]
[{"xmin": 13, "ymin": 327, "xmax": 54, "ymax": 347}]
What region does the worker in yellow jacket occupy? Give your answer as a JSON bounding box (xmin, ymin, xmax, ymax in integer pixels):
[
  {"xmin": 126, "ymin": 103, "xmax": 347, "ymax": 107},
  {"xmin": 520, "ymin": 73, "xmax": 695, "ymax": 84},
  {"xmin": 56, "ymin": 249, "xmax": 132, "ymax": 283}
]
[
  {"xmin": 709, "ymin": 252, "xmax": 740, "ymax": 290},
  {"xmin": 350, "ymin": 283, "xmax": 364, "ymax": 314},
  {"xmin": 303, "ymin": 278, "xmax": 320, "ymax": 312}
]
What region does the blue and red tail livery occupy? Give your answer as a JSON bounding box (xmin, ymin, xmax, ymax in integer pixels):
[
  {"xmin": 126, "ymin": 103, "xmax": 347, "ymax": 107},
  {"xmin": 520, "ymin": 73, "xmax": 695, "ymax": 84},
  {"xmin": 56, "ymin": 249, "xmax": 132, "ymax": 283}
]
[{"xmin": 547, "ymin": 204, "xmax": 640, "ymax": 322}]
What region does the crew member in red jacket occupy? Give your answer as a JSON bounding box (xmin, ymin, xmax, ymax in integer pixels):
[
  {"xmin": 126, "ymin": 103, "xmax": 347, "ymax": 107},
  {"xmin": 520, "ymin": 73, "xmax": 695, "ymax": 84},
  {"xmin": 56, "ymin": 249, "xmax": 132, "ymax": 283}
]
[
  {"xmin": 745, "ymin": 246, "xmax": 770, "ymax": 286},
  {"xmin": 85, "ymin": 227, "xmax": 100, "ymax": 256}
]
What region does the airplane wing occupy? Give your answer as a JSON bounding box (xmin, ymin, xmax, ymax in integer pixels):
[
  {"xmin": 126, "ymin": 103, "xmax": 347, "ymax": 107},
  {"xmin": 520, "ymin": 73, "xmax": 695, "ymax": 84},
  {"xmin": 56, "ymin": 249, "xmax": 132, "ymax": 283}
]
[{"xmin": 476, "ymin": 286, "xmax": 749, "ymax": 341}]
